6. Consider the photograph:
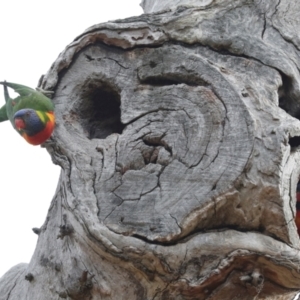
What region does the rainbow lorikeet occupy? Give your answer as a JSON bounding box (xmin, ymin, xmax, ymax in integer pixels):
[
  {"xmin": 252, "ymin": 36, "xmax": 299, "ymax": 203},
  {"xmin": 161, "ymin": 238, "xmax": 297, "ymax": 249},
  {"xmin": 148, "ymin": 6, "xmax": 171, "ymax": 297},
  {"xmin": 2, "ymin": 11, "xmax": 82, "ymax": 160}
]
[{"xmin": 0, "ymin": 81, "xmax": 55, "ymax": 145}]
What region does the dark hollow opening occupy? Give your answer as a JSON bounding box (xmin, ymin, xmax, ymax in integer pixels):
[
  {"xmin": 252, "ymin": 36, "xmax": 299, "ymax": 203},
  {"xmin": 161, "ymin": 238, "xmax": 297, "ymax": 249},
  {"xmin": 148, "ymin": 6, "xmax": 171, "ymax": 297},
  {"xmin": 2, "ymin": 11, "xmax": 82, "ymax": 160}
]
[
  {"xmin": 141, "ymin": 76, "xmax": 189, "ymax": 86},
  {"xmin": 139, "ymin": 74, "xmax": 206, "ymax": 87},
  {"xmin": 278, "ymin": 72, "xmax": 300, "ymax": 119},
  {"xmin": 289, "ymin": 136, "xmax": 300, "ymax": 149},
  {"xmin": 278, "ymin": 73, "xmax": 300, "ymax": 237},
  {"xmin": 79, "ymin": 81, "xmax": 125, "ymax": 139},
  {"xmin": 278, "ymin": 73, "xmax": 300, "ymax": 151}
]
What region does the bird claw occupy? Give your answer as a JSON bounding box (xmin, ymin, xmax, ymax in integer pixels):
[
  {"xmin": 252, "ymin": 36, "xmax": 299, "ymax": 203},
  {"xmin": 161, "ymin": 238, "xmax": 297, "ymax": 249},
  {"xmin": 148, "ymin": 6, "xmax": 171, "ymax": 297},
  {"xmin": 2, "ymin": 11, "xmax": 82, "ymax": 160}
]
[
  {"xmin": 41, "ymin": 137, "xmax": 56, "ymax": 148},
  {"xmin": 36, "ymin": 87, "xmax": 54, "ymax": 97}
]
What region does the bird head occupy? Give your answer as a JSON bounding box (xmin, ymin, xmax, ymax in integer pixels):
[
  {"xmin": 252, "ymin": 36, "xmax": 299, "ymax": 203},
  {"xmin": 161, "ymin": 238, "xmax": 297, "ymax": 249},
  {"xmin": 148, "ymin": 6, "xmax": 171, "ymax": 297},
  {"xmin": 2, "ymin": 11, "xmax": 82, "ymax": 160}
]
[
  {"xmin": 13, "ymin": 109, "xmax": 55, "ymax": 145},
  {"xmin": 14, "ymin": 109, "xmax": 45, "ymax": 135}
]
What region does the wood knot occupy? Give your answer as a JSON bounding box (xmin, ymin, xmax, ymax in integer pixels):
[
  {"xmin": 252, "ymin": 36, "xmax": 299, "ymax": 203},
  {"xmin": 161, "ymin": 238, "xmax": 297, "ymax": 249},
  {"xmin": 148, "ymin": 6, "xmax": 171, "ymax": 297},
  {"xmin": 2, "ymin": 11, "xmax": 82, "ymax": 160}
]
[
  {"xmin": 57, "ymin": 223, "xmax": 74, "ymax": 239},
  {"xmin": 32, "ymin": 227, "xmax": 41, "ymax": 235},
  {"xmin": 240, "ymin": 268, "xmax": 264, "ymax": 288},
  {"xmin": 66, "ymin": 270, "xmax": 94, "ymax": 300},
  {"xmin": 25, "ymin": 273, "xmax": 34, "ymax": 282},
  {"xmin": 57, "ymin": 214, "xmax": 74, "ymax": 239}
]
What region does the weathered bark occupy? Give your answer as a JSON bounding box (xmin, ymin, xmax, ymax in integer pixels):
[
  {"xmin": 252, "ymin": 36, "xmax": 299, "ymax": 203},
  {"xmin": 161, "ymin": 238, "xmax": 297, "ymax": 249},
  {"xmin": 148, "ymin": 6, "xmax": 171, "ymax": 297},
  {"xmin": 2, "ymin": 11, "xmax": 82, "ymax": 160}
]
[{"xmin": 1, "ymin": 0, "xmax": 300, "ymax": 299}]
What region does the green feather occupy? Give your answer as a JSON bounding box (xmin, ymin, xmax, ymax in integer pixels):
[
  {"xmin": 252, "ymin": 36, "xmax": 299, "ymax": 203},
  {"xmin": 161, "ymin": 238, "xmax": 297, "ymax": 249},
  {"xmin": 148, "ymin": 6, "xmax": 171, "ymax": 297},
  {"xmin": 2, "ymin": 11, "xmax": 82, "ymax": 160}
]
[
  {"xmin": 0, "ymin": 105, "xmax": 8, "ymax": 122},
  {"xmin": 0, "ymin": 81, "xmax": 54, "ymax": 126},
  {"xmin": 1, "ymin": 82, "xmax": 36, "ymax": 97}
]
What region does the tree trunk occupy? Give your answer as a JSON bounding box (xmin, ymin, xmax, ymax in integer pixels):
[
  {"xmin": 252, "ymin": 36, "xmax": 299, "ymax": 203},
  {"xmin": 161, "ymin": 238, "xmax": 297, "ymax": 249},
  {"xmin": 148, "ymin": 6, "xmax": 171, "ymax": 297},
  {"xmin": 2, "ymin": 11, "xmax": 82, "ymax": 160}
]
[{"xmin": 1, "ymin": 0, "xmax": 300, "ymax": 299}]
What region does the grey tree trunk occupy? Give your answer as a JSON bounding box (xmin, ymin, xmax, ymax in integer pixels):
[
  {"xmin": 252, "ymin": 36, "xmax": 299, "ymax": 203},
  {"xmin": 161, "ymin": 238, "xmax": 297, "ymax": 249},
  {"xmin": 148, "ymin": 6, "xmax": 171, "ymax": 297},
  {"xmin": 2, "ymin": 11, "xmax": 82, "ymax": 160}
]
[{"xmin": 1, "ymin": 0, "xmax": 300, "ymax": 299}]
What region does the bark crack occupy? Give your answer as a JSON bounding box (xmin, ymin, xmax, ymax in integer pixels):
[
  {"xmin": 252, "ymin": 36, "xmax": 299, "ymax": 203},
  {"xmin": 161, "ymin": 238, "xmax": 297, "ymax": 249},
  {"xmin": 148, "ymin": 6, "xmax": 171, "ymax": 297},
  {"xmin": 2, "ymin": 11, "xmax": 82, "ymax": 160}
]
[
  {"xmin": 140, "ymin": 182, "xmax": 159, "ymax": 197},
  {"xmin": 204, "ymin": 42, "xmax": 289, "ymax": 79},
  {"xmin": 261, "ymin": 13, "xmax": 266, "ymax": 39},
  {"xmin": 84, "ymin": 54, "xmax": 129, "ymax": 69},
  {"xmin": 103, "ymin": 57, "xmax": 129, "ymax": 69},
  {"xmin": 272, "ymin": 0, "xmax": 281, "ymax": 19},
  {"xmin": 123, "ymin": 107, "xmax": 178, "ymax": 126},
  {"xmin": 271, "ymin": 24, "xmax": 300, "ymax": 56},
  {"xmin": 5, "ymin": 281, "xmax": 18, "ymax": 300},
  {"xmin": 169, "ymin": 214, "xmax": 182, "ymax": 231},
  {"xmin": 151, "ymin": 282, "xmax": 171, "ymax": 300},
  {"xmin": 103, "ymin": 192, "xmax": 124, "ymax": 222}
]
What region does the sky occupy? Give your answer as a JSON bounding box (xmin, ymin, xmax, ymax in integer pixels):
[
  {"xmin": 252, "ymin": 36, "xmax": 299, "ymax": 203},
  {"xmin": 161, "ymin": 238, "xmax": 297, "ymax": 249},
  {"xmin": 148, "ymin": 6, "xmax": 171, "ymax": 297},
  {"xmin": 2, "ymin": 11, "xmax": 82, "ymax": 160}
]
[{"xmin": 0, "ymin": 0, "xmax": 143, "ymax": 278}]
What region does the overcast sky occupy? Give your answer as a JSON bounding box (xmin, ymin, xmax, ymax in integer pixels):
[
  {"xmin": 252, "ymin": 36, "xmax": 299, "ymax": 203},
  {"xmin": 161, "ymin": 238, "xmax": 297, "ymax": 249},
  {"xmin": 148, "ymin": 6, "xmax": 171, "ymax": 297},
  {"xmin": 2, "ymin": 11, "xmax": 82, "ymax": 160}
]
[{"xmin": 0, "ymin": 0, "xmax": 143, "ymax": 278}]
